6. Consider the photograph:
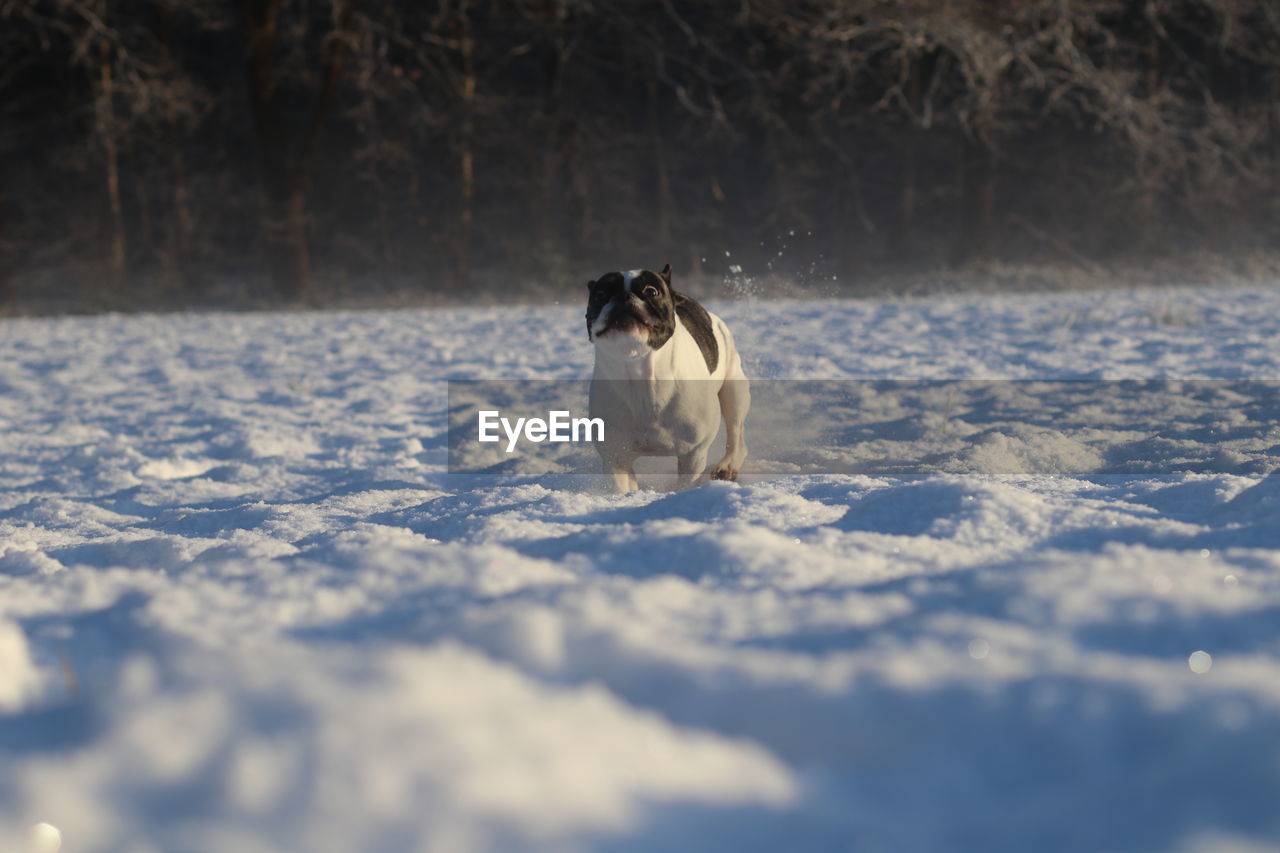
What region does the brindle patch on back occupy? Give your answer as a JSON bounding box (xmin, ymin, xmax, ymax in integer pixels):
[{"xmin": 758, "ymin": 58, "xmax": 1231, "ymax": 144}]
[{"xmin": 673, "ymin": 291, "xmax": 718, "ymax": 372}]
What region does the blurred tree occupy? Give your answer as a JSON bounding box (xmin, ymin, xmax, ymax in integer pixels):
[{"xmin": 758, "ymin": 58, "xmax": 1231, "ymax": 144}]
[{"xmin": 235, "ymin": 0, "xmax": 354, "ymax": 301}]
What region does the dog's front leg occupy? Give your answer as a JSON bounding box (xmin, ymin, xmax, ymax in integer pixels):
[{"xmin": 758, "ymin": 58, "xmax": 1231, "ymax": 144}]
[
  {"xmin": 710, "ymin": 377, "xmax": 750, "ymax": 482},
  {"xmin": 598, "ymin": 449, "xmax": 639, "ymax": 494},
  {"xmin": 677, "ymin": 442, "xmax": 712, "ymax": 491}
]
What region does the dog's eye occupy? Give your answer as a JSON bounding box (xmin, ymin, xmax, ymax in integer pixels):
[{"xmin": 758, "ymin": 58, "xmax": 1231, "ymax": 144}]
[{"xmin": 642, "ymin": 285, "xmax": 658, "ymax": 298}]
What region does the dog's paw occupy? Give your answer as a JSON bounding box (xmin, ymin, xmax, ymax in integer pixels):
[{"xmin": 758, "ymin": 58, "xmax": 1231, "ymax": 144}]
[{"xmin": 709, "ymin": 463, "xmax": 739, "ymax": 483}]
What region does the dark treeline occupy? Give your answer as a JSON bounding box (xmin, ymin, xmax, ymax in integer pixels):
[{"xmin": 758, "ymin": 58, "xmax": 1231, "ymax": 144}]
[{"xmin": 2, "ymin": 1, "xmax": 1279, "ymax": 310}]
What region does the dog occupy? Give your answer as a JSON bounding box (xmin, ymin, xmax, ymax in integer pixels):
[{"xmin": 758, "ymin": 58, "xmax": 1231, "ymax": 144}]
[{"xmin": 585, "ymin": 264, "xmax": 749, "ymax": 492}]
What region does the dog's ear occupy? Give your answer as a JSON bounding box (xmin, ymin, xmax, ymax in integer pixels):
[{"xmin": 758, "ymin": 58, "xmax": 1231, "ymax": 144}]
[
  {"xmin": 586, "ymin": 279, "xmax": 596, "ymax": 289},
  {"xmin": 659, "ymin": 264, "xmax": 672, "ymax": 285}
]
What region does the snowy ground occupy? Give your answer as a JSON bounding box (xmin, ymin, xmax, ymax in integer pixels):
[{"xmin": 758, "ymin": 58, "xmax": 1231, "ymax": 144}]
[{"xmin": 2, "ymin": 284, "xmax": 1280, "ymax": 852}]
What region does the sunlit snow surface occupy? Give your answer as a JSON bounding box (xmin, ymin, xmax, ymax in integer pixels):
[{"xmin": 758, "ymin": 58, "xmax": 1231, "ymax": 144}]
[{"xmin": 3, "ymin": 286, "xmax": 1280, "ymax": 851}]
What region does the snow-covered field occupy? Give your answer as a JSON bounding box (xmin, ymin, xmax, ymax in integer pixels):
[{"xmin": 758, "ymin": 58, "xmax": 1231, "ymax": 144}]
[{"xmin": 3, "ymin": 284, "xmax": 1280, "ymax": 852}]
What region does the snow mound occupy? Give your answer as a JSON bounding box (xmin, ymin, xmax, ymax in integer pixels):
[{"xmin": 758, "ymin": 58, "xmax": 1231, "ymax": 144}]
[
  {"xmin": 0, "ymin": 619, "xmax": 42, "ymax": 711},
  {"xmin": 4, "ymin": 643, "xmax": 794, "ymax": 852},
  {"xmin": 136, "ymin": 458, "xmax": 217, "ymax": 480},
  {"xmin": 951, "ymin": 425, "xmax": 1106, "ymax": 474}
]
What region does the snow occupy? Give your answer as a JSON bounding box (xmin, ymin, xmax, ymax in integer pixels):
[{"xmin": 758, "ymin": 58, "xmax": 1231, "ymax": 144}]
[
  {"xmin": 0, "ymin": 619, "xmax": 42, "ymax": 712},
  {"xmin": 3, "ymin": 284, "xmax": 1280, "ymax": 851}
]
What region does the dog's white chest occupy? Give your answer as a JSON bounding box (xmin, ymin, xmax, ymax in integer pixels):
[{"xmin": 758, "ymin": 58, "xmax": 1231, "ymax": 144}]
[{"xmin": 592, "ymin": 375, "xmax": 720, "ymax": 454}]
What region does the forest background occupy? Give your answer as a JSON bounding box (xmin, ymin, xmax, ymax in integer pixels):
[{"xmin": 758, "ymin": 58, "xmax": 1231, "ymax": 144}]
[{"xmin": 3, "ymin": 0, "xmax": 1278, "ymax": 311}]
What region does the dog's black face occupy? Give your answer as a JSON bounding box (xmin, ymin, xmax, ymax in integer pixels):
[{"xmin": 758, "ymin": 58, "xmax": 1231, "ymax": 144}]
[{"xmin": 585, "ymin": 265, "xmax": 676, "ymax": 349}]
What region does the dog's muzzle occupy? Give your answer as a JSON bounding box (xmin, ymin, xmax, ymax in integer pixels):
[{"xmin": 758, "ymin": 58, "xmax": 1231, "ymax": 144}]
[{"xmin": 599, "ymin": 296, "xmax": 655, "ymax": 336}]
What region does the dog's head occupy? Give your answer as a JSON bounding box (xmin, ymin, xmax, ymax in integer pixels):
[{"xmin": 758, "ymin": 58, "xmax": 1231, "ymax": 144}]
[{"xmin": 585, "ymin": 264, "xmax": 676, "ymax": 353}]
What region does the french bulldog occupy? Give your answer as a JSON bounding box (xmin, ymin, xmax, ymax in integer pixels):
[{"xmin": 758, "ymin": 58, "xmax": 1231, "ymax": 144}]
[{"xmin": 585, "ymin": 264, "xmax": 749, "ymax": 492}]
